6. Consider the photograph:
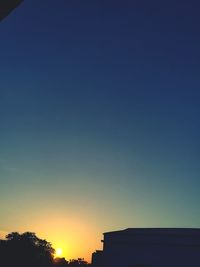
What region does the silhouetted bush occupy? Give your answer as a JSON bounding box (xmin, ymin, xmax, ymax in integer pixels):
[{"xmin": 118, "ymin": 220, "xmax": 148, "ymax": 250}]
[{"xmin": 68, "ymin": 258, "xmax": 89, "ymax": 266}]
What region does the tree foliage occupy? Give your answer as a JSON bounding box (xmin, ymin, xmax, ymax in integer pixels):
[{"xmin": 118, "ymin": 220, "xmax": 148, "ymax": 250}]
[
  {"xmin": 0, "ymin": 232, "xmax": 90, "ymax": 267},
  {"xmin": 0, "ymin": 232, "xmax": 55, "ymax": 267}
]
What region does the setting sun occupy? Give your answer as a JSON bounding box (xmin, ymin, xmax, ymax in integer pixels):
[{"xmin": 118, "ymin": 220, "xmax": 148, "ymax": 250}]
[{"xmin": 55, "ymin": 248, "xmax": 63, "ymax": 257}]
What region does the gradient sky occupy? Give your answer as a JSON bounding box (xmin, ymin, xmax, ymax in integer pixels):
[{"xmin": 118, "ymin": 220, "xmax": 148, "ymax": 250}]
[{"xmin": 1, "ymin": 0, "xmax": 200, "ymax": 262}]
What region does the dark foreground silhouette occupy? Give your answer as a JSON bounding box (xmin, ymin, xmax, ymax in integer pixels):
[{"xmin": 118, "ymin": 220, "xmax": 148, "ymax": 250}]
[
  {"xmin": 0, "ymin": 0, "xmax": 23, "ymax": 21},
  {"xmin": 0, "ymin": 232, "xmax": 90, "ymax": 267}
]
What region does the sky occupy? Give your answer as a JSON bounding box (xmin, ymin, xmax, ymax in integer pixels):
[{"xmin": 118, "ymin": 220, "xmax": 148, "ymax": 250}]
[{"xmin": 1, "ymin": 0, "xmax": 200, "ymax": 262}]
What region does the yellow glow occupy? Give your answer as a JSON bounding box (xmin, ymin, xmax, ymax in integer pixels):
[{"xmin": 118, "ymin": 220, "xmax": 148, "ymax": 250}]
[
  {"xmin": 24, "ymin": 211, "xmax": 102, "ymax": 262},
  {"xmin": 55, "ymin": 248, "xmax": 63, "ymax": 257}
]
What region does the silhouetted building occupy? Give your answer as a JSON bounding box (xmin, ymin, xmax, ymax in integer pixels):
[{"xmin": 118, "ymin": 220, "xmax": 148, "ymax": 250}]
[
  {"xmin": 92, "ymin": 250, "xmax": 103, "ymax": 267},
  {"xmin": 92, "ymin": 228, "xmax": 200, "ymax": 267},
  {"xmin": 0, "ymin": 0, "xmax": 23, "ymax": 21}
]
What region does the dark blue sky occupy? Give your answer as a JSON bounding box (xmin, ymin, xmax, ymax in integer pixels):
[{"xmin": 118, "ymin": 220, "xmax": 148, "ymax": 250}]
[{"xmin": 1, "ymin": 0, "xmax": 200, "ymax": 259}]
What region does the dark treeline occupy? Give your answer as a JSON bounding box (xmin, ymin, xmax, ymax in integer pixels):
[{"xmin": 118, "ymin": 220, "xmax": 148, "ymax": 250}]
[{"xmin": 0, "ymin": 232, "xmax": 90, "ymax": 267}]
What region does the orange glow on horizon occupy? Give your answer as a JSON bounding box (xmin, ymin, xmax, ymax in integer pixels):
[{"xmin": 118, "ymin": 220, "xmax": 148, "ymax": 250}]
[
  {"xmin": 55, "ymin": 248, "xmax": 63, "ymax": 257},
  {"xmin": 24, "ymin": 212, "xmax": 102, "ymax": 263}
]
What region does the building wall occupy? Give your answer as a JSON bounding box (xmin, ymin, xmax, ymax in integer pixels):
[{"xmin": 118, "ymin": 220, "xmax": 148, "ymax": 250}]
[
  {"xmin": 92, "ymin": 250, "xmax": 103, "ymax": 267},
  {"xmin": 93, "ymin": 228, "xmax": 200, "ymax": 267},
  {"xmin": 103, "ymin": 243, "xmax": 200, "ymax": 267}
]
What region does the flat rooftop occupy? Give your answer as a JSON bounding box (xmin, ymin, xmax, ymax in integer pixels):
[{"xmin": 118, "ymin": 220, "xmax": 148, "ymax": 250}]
[{"xmin": 104, "ymin": 228, "xmax": 200, "ymax": 236}]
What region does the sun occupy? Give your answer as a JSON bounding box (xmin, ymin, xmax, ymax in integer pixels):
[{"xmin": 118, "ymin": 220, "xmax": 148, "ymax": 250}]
[{"xmin": 55, "ymin": 248, "xmax": 63, "ymax": 257}]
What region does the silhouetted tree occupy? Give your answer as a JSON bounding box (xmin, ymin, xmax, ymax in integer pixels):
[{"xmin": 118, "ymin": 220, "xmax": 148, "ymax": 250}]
[
  {"xmin": 0, "ymin": 232, "xmax": 55, "ymax": 267},
  {"xmin": 54, "ymin": 257, "xmax": 69, "ymax": 266},
  {"xmin": 0, "ymin": 232, "xmax": 90, "ymax": 267},
  {"xmin": 68, "ymin": 258, "xmax": 90, "ymax": 266}
]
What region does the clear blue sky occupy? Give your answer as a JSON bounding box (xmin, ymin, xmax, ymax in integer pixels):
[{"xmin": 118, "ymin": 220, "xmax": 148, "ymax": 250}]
[{"xmin": 0, "ymin": 0, "xmax": 200, "ymax": 260}]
